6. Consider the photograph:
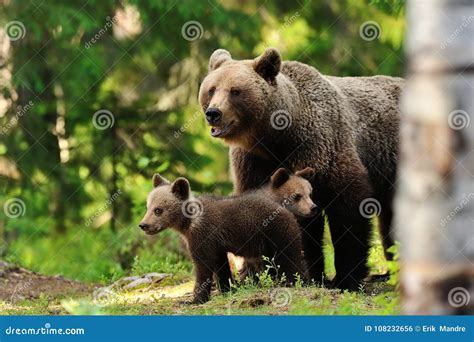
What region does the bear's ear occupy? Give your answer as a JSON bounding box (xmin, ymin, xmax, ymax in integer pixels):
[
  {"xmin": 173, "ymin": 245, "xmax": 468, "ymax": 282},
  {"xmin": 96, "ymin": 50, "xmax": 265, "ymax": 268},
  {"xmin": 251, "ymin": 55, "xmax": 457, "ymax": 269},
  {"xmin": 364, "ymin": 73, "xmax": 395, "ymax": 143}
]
[
  {"xmin": 209, "ymin": 49, "xmax": 232, "ymax": 71},
  {"xmin": 152, "ymin": 173, "xmax": 169, "ymax": 188},
  {"xmin": 171, "ymin": 177, "xmax": 191, "ymax": 200},
  {"xmin": 271, "ymin": 168, "xmax": 291, "ymax": 188},
  {"xmin": 295, "ymin": 167, "xmax": 315, "ymax": 181},
  {"xmin": 254, "ymin": 47, "xmax": 281, "ymax": 83}
]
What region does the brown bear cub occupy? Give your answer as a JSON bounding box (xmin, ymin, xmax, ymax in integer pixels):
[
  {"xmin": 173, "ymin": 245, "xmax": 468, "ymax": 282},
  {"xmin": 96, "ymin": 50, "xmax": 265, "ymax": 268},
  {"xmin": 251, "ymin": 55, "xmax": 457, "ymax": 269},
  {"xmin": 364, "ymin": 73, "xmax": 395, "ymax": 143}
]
[
  {"xmin": 257, "ymin": 166, "xmax": 317, "ymax": 218},
  {"xmin": 233, "ymin": 167, "xmax": 317, "ymax": 279},
  {"xmin": 139, "ymin": 173, "xmax": 306, "ymax": 304}
]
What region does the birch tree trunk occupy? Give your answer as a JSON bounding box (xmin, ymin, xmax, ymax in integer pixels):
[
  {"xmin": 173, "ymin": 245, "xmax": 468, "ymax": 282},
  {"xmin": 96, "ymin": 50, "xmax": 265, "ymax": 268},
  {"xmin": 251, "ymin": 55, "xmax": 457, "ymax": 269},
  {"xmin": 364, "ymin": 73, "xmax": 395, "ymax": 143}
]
[{"xmin": 396, "ymin": 0, "xmax": 474, "ymax": 314}]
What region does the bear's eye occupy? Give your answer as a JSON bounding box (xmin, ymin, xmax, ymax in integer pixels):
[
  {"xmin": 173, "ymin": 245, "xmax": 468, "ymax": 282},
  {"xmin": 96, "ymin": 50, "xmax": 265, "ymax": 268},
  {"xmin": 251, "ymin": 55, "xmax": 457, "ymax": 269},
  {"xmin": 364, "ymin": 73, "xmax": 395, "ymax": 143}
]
[
  {"xmin": 294, "ymin": 194, "xmax": 302, "ymax": 201},
  {"xmin": 208, "ymin": 87, "xmax": 215, "ymax": 97},
  {"xmin": 230, "ymin": 89, "xmax": 241, "ymax": 96},
  {"xmin": 154, "ymin": 208, "xmax": 163, "ymax": 216}
]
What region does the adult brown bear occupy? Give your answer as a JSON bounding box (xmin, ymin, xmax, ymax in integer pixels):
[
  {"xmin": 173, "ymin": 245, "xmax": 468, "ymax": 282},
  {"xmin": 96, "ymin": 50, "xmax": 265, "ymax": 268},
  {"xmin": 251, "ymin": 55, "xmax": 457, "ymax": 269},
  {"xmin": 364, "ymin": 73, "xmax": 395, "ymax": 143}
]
[{"xmin": 198, "ymin": 48, "xmax": 403, "ymax": 289}]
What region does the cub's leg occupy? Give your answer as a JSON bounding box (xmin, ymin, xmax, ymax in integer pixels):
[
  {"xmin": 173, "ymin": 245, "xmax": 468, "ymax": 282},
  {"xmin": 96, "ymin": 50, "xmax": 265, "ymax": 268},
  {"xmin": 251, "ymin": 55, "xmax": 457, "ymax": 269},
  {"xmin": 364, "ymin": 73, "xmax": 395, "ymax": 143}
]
[
  {"xmin": 215, "ymin": 253, "xmax": 232, "ymax": 293},
  {"xmin": 273, "ymin": 229, "xmax": 306, "ymax": 284},
  {"xmin": 192, "ymin": 262, "xmax": 213, "ymax": 304},
  {"xmin": 239, "ymin": 258, "xmax": 263, "ymax": 283}
]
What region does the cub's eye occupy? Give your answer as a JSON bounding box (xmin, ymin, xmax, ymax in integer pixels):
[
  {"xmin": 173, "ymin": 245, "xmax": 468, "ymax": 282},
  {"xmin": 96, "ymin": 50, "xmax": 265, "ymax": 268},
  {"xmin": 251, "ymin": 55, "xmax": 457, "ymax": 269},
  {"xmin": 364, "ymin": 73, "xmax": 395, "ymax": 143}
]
[
  {"xmin": 230, "ymin": 89, "xmax": 240, "ymax": 96},
  {"xmin": 208, "ymin": 87, "xmax": 215, "ymax": 97},
  {"xmin": 294, "ymin": 194, "xmax": 302, "ymax": 201},
  {"xmin": 154, "ymin": 208, "xmax": 163, "ymax": 216}
]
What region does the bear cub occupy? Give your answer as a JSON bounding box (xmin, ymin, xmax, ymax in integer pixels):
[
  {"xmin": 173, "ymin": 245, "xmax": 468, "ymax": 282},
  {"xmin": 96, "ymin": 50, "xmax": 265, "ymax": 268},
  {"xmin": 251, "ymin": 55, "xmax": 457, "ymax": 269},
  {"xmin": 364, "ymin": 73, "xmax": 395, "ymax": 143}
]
[
  {"xmin": 233, "ymin": 167, "xmax": 317, "ymax": 280},
  {"xmin": 257, "ymin": 166, "xmax": 317, "ymax": 218},
  {"xmin": 139, "ymin": 173, "xmax": 307, "ymax": 304}
]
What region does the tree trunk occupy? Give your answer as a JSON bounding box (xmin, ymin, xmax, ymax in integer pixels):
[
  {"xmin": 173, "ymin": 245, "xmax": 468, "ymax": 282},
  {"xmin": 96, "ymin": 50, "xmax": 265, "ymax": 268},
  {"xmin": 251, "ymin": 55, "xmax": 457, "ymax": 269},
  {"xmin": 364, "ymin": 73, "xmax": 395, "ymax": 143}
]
[{"xmin": 396, "ymin": 0, "xmax": 474, "ymax": 314}]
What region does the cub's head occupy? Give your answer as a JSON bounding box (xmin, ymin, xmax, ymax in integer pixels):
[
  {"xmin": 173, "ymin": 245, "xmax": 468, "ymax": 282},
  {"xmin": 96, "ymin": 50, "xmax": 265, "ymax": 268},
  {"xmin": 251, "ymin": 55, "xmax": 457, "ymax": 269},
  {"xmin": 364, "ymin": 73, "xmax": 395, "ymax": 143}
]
[
  {"xmin": 198, "ymin": 48, "xmax": 282, "ymax": 146},
  {"xmin": 268, "ymin": 167, "xmax": 317, "ymax": 217},
  {"xmin": 139, "ymin": 174, "xmax": 191, "ymax": 235}
]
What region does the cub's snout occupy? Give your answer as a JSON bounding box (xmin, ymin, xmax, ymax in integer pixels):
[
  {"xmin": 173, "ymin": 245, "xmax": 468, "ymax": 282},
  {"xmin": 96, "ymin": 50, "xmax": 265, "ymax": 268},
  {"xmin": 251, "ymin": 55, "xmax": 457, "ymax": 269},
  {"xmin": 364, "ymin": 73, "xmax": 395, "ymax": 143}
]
[
  {"xmin": 138, "ymin": 222, "xmax": 160, "ymax": 235},
  {"xmin": 138, "ymin": 222, "xmax": 149, "ymax": 231}
]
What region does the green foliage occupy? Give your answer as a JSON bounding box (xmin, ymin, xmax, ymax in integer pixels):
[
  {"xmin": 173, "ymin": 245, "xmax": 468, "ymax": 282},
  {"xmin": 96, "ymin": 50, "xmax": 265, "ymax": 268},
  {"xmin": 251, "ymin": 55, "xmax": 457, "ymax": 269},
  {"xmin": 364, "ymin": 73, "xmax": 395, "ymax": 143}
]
[
  {"xmin": 0, "ymin": 1, "xmax": 405, "ymax": 313},
  {"xmin": 386, "ymin": 243, "xmax": 400, "ymax": 286}
]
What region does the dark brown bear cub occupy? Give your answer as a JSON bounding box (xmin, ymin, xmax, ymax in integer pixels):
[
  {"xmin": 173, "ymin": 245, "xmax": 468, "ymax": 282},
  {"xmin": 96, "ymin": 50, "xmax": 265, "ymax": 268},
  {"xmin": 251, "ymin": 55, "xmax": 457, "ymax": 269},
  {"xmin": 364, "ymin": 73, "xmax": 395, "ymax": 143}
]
[
  {"xmin": 258, "ymin": 167, "xmax": 317, "ymax": 218},
  {"xmin": 235, "ymin": 166, "xmax": 317, "ymax": 281},
  {"xmin": 139, "ymin": 174, "xmax": 306, "ymax": 304}
]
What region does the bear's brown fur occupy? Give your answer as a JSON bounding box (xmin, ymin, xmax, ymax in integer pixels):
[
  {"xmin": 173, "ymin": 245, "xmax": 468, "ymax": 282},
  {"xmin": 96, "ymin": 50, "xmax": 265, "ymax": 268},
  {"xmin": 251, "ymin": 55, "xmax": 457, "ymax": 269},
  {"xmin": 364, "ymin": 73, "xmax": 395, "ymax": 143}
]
[
  {"xmin": 199, "ymin": 48, "xmax": 403, "ymax": 289},
  {"xmin": 234, "ymin": 167, "xmax": 317, "ymax": 280},
  {"xmin": 139, "ymin": 174, "xmax": 306, "ymax": 303},
  {"xmin": 256, "ymin": 166, "xmax": 317, "ymax": 218}
]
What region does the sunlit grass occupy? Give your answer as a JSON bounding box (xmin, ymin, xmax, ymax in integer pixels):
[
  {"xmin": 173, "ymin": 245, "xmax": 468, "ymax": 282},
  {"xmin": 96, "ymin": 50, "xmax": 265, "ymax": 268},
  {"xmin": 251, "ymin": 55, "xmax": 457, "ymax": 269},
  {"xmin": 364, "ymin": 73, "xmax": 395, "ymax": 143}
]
[{"xmin": 4, "ymin": 215, "xmax": 396, "ymax": 315}]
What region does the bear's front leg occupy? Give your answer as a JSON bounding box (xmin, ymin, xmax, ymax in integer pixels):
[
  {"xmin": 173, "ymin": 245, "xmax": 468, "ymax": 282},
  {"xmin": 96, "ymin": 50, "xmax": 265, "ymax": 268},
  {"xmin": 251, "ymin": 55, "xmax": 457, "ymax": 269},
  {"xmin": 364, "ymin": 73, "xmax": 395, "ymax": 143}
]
[
  {"xmin": 230, "ymin": 147, "xmax": 276, "ymax": 193},
  {"xmin": 325, "ymin": 150, "xmax": 373, "ymax": 290},
  {"xmin": 299, "ymin": 213, "xmax": 326, "ymax": 284},
  {"xmin": 192, "ymin": 262, "xmax": 213, "ymax": 304},
  {"xmin": 326, "ymin": 205, "xmax": 371, "ymax": 290}
]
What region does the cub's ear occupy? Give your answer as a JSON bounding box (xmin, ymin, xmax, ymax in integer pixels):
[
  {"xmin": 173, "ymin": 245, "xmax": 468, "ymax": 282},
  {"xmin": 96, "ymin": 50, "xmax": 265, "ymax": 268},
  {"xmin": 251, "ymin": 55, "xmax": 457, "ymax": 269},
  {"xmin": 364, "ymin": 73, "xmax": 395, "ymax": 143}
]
[
  {"xmin": 295, "ymin": 167, "xmax": 315, "ymax": 181},
  {"xmin": 171, "ymin": 177, "xmax": 191, "ymax": 200},
  {"xmin": 271, "ymin": 168, "xmax": 290, "ymax": 188},
  {"xmin": 254, "ymin": 47, "xmax": 281, "ymax": 83},
  {"xmin": 152, "ymin": 173, "xmax": 169, "ymax": 188},
  {"xmin": 209, "ymin": 49, "xmax": 232, "ymax": 71}
]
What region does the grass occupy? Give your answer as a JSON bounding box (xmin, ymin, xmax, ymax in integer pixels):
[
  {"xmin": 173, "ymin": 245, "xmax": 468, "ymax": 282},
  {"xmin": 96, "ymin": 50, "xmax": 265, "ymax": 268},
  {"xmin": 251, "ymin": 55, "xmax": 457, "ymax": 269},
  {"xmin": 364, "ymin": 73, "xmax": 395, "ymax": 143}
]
[
  {"xmin": 1, "ymin": 276, "xmax": 398, "ymax": 315},
  {"xmin": 1, "ymin": 219, "xmax": 399, "ymax": 315}
]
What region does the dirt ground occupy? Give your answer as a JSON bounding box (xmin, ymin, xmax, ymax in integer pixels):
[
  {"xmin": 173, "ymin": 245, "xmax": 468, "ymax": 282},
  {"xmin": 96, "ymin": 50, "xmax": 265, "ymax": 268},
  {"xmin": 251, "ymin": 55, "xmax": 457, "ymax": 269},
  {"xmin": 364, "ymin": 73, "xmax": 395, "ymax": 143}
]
[
  {"xmin": 0, "ymin": 261, "xmax": 96, "ymax": 302},
  {"xmin": 0, "ymin": 260, "xmax": 398, "ymax": 315}
]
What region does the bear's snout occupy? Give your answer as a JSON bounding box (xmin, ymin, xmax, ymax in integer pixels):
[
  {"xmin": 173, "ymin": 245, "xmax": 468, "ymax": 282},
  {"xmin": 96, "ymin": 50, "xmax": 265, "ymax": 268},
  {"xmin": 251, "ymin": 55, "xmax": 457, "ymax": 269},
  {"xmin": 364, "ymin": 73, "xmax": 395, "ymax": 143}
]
[
  {"xmin": 205, "ymin": 107, "xmax": 222, "ymax": 125},
  {"xmin": 138, "ymin": 223, "xmax": 149, "ymax": 231}
]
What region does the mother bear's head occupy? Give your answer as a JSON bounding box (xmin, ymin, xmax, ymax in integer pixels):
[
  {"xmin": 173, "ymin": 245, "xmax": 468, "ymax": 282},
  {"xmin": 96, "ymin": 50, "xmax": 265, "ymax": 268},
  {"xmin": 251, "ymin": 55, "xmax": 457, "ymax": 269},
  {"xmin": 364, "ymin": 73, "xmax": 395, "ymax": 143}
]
[{"xmin": 198, "ymin": 48, "xmax": 282, "ymax": 147}]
